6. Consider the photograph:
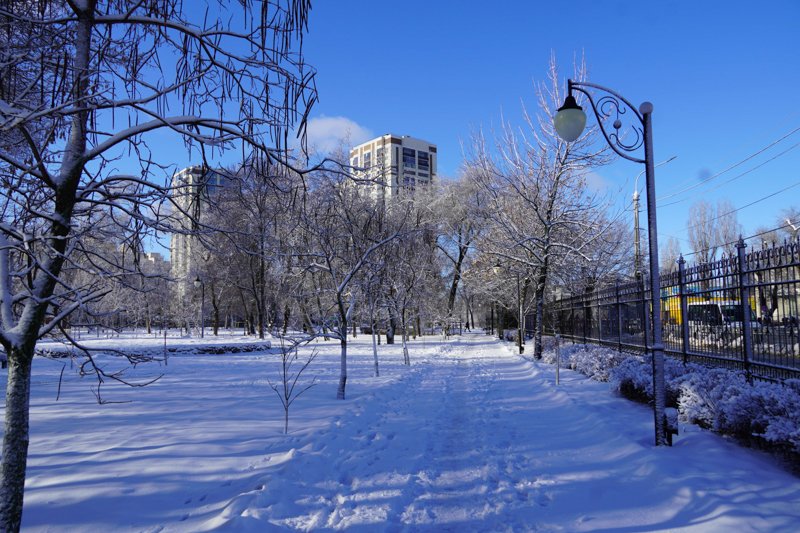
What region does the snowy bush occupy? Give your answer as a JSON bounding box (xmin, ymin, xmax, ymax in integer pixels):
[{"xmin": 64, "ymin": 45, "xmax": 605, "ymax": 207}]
[
  {"xmin": 540, "ymin": 343, "xmax": 625, "ymax": 382},
  {"xmin": 541, "ymin": 338, "xmax": 800, "ymax": 454},
  {"xmin": 608, "ymin": 356, "xmax": 652, "ymax": 400},
  {"xmin": 677, "ymin": 367, "xmax": 748, "ymax": 430}
]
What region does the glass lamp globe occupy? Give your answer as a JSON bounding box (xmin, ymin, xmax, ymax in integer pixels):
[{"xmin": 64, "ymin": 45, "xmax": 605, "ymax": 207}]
[{"xmin": 554, "ymin": 95, "xmax": 587, "ymax": 142}]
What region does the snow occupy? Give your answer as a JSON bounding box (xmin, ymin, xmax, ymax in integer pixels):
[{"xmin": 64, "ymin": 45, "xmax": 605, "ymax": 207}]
[{"xmin": 4, "ymin": 332, "xmax": 800, "ymax": 531}]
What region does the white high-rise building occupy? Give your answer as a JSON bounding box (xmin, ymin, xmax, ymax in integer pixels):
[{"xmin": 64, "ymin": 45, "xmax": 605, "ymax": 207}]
[
  {"xmin": 349, "ymin": 134, "xmax": 437, "ymax": 199},
  {"xmin": 169, "ymin": 165, "xmax": 226, "ymax": 299}
]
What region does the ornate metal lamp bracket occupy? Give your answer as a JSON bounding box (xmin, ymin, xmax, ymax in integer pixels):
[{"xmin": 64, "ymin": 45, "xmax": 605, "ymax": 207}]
[{"xmin": 568, "ymin": 79, "xmax": 646, "ymax": 164}]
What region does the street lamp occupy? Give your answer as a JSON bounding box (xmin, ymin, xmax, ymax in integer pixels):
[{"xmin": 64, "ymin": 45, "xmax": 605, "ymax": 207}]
[
  {"xmin": 555, "ymin": 79, "xmax": 669, "ymax": 446},
  {"xmin": 194, "ymin": 275, "xmax": 205, "ymax": 339}
]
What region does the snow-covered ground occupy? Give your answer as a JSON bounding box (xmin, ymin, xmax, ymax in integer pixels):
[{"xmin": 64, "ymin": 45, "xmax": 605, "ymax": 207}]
[{"xmin": 5, "ymin": 332, "xmax": 800, "ymax": 532}]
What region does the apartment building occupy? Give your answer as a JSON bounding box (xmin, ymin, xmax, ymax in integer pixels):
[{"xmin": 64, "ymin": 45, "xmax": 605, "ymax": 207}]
[
  {"xmin": 349, "ymin": 134, "xmax": 437, "ymax": 199},
  {"xmin": 169, "ymin": 165, "xmax": 226, "ymax": 299}
]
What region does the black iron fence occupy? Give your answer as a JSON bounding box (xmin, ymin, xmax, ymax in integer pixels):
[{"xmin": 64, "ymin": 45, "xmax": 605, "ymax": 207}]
[{"xmin": 543, "ymin": 238, "xmax": 800, "ymax": 381}]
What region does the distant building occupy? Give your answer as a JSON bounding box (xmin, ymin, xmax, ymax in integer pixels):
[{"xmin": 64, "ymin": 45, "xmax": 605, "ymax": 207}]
[
  {"xmin": 169, "ymin": 165, "xmax": 226, "ymax": 299},
  {"xmin": 142, "ymin": 252, "xmax": 168, "ymax": 271},
  {"xmin": 349, "ymin": 134, "xmax": 437, "ymax": 200}
]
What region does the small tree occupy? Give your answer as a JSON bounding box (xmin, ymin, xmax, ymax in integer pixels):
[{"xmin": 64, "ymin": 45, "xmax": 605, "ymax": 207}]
[
  {"xmin": 294, "ymin": 152, "xmax": 414, "ymax": 399},
  {"xmin": 269, "ymin": 339, "xmax": 317, "ymax": 435}
]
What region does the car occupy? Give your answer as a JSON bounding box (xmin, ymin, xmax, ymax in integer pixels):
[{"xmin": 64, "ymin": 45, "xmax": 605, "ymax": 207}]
[{"xmin": 686, "ymin": 301, "xmax": 759, "ymax": 345}]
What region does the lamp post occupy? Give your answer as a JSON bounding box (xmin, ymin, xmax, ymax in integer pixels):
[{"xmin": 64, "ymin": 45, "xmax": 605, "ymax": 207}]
[
  {"xmin": 555, "ymin": 79, "xmax": 668, "ymax": 446},
  {"xmin": 632, "ymin": 190, "xmax": 642, "ymax": 281},
  {"xmin": 194, "ymin": 275, "xmax": 205, "ymax": 339}
]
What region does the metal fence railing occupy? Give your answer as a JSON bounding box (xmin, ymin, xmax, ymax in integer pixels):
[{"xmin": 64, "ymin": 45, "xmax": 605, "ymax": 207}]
[{"xmin": 542, "ymin": 238, "xmax": 800, "ymax": 382}]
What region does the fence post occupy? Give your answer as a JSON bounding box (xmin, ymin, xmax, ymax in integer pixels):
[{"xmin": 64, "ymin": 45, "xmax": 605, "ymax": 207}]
[
  {"xmin": 616, "ymin": 280, "xmax": 622, "ymax": 353},
  {"xmin": 583, "ymin": 287, "xmax": 589, "ymax": 345},
  {"xmin": 678, "ymin": 255, "xmax": 689, "ymax": 364},
  {"xmin": 639, "ymin": 274, "xmax": 650, "ymax": 353},
  {"xmin": 736, "ymin": 238, "xmax": 754, "ymax": 382}
]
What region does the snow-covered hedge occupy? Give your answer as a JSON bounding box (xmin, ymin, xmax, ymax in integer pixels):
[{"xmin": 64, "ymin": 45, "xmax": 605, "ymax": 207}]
[{"xmin": 541, "ymin": 339, "xmax": 800, "ymax": 454}]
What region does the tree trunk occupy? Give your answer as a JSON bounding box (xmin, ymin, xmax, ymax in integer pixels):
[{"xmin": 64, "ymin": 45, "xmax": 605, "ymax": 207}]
[
  {"xmin": 370, "ymin": 308, "xmax": 379, "ymax": 377},
  {"xmin": 145, "ymin": 301, "xmax": 152, "ymax": 334},
  {"xmin": 299, "ymin": 302, "xmax": 313, "ymax": 334},
  {"xmin": 371, "ymin": 327, "xmax": 379, "ymax": 377},
  {"xmin": 401, "ymin": 310, "xmax": 410, "ymax": 365},
  {"xmin": 533, "ymin": 261, "xmax": 549, "ymax": 360},
  {"xmin": 446, "ymin": 245, "xmax": 467, "ymax": 316},
  {"xmin": 386, "ymin": 314, "xmax": 396, "ymax": 344},
  {"xmin": 0, "ymin": 347, "xmax": 34, "ymax": 532},
  {"xmin": 282, "ymin": 303, "xmax": 291, "ymax": 336},
  {"xmin": 337, "ymin": 334, "xmax": 347, "ymax": 400},
  {"xmin": 211, "ymin": 284, "xmax": 220, "ymax": 336}
]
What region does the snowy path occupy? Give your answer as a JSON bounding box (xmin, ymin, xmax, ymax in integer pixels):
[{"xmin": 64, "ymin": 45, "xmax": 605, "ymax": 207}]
[
  {"xmin": 13, "ymin": 333, "xmax": 800, "ymax": 532},
  {"xmin": 207, "ymin": 335, "xmax": 800, "ymax": 532}
]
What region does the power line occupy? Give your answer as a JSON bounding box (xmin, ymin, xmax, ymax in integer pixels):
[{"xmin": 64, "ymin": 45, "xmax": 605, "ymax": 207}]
[
  {"xmin": 680, "ymin": 177, "xmax": 800, "ymax": 234},
  {"xmin": 659, "ymin": 125, "xmax": 800, "ymax": 202},
  {"xmin": 681, "ymin": 222, "xmax": 797, "ymax": 259},
  {"xmin": 658, "ymin": 141, "xmax": 800, "ymax": 208},
  {"xmin": 651, "ymin": 177, "xmax": 800, "ymax": 251},
  {"xmin": 631, "ymin": 175, "xmax": 800, "ymax": 252}
]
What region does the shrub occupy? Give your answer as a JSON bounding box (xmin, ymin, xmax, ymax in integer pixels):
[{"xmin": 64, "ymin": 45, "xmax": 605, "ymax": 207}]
[{"xmin": 542, "ymin": 338, "xmax": 800, "ymax": 455}]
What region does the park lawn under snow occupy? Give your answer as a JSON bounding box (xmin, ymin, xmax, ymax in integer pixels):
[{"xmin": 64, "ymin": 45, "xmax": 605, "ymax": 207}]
[{"xmin": 5, "ymin": 332, "xmax": 800, "ymax": 532}]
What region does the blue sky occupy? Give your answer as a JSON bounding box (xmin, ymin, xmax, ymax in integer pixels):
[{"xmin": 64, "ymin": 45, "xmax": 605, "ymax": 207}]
[{"xmin": 300, "ymin": 0, "xmax": 800, "ymax": 256}]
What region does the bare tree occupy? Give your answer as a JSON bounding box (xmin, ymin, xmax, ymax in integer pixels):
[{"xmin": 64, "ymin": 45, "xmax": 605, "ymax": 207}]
[
  {"xmin": 269, "ymin": 339, "xmax": 317, "ymax": 435},
  {"xmin": 298, "ymin": 161, "xmax": 412, "ymax": 399},
  {"xmin": 687, "ymin": 200, "xmax": 717, "ymax": 264},
  {"xmin": 715, "ymin": 199, "xmax": 741, "ymax": 258},
  {"xmin": 437, "ymin": 176, "xmax": 482, "ymax": 319},
  {"xmin": 467, "ymin": 57, "xmax": 610, "ymax": 359},
  {"xmin": 660, "ymin": 236, "xmax": 682, "ymax": 274},
  {"xmin": 0, "ymin": 1, "xmax": 315, "ymax": 529},
  {"xmin": 779, "ymin": 207, "xmax": 800, "ymax": 240},
  {"xmin": 687, "ymin": 199, "xmax": 741, "ymax": 263},
  {"xmin": 384, "ymin": 204, "xmax": 438, "ymax": 365}
]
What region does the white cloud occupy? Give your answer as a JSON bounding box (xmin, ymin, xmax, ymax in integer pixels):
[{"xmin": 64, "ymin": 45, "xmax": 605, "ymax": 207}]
[
  {"xmin": 301, "ymin": 116, "xmax": 373, "ymax": 155},
  {"xmin": 584, "ymin": 171, "xmax": 610, "ymax": 193}
]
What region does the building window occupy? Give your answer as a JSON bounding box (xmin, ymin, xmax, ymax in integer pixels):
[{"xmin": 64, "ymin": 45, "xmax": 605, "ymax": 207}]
[
  {"xmin": 403, "ymin": 147, "xmax": 416, "ymax": 169},
  {"xmin": 363, "ymin": 151, "xmax": 371, "ymax": 168},
  {"xmin": 351, "ymin": 156, "xmax": 359, "ymax": 168},
  {"xmin": 403, "ymin": 175, "xmax": 416, "ymax": 188},
  {"xmin": 376, "ymin": 148, "xmax": 385, "ymax": 166},
  {"xmin": 418, "ymin": 151, "xmax": 430, "ymax": 173}
]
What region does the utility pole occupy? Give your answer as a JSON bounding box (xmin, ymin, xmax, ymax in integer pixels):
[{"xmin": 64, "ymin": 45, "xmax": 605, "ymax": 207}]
[{"xmin": 633, "ymin": 190, "xmax": 642, "ymax": 281}]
